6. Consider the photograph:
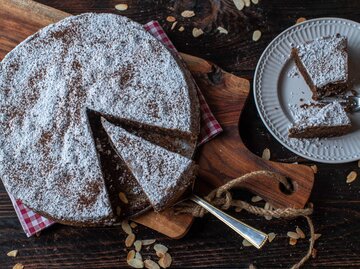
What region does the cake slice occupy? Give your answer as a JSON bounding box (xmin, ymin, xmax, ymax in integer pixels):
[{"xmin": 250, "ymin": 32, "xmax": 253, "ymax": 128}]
[
  {"xmin": 288, "ymin": 101, "xmax": 352, "ymax": 138},
  {"xmin": 291, "ymin": 34, "xmax": 348, "ymax": 100},
  {"xmin": 101, "ymin": 118, "xmax": 196, "ymax": 211}
]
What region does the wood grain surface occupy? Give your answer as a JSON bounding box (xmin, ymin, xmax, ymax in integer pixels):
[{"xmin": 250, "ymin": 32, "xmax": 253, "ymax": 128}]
[{"xmin": 1, "ymin": 0, "xmax": 360, "ymax": 268}]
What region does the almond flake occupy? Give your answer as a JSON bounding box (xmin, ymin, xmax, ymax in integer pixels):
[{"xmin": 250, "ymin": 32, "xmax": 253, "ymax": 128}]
[
  {"xmin": 135, "ymin": 252, "xmax": 143, "ymax": 261},
  {"xmin": 264, "ymin": 215, "xmax": 272, "ymax": 220},
  {"xmin": 181, "ymin": 10, "xmax": 195, "ymax": 18},
  {"xmin": 178, "ymin": 26, "xmax": 185, "ymax": 32},
  {"xmin": 127, "ymin": 250, "xmax": 136, "ymax": 261},
  {"xmin": 233, "ymin": 0, "xmax": 245, "ymax": 10},
  {"xmin": 134, "ymin": 240, "xmax": 142, "ymax": 252},
  {"xmin": 249, "ymin": 264, "xmax": 257, "ymax": 269},
  {"xmin": 125, "ymin": 233, "xmax": 136, "ymax": 248},
  {"xmin": 314, "ymin": 233, "xmax": 322, "ymax": 240},
  {"xmin": 130, "ymin": 222, "xmax": 138, "ymax": 229},
  {"xmin": 296, "ymin": 227, "xmax": 305, "ymax": 239},
  {"xmin": 287, "ymin": 231, "xmax": 300, "ymax": 239},
  {"xmin": 142, "ymin": 239, "xmax": 156, "ymax": 246},
  {"xmin": 235, "ymin": 207, "xmax": 242, "ymax": 212},
  {"xmin": 252, "ymin": 30, "xmax": 262, "ymax": 42},
  {"xmin": 166, "ymin": 16, "xmax": 176, "ymax": 22},
  {"xmin": 268, "ymin": 232, "xmax": 276, "ymax": 242},
  {"xmin": 154, "ymin": 244, "xmax": 168, "ymax": 257},
  {"xmin": 251, "ymin": 195, "xmax": 262, "ymax": 203},
  {"xmin": 7, "ymin": 250, "xmax": 18, "ymax": 257},
  {"xmin": 116, "ymin": 206, "xmax": 122, "ymax": 216},
  {"xmin": 251, "ymin": 0, "xmax": 259, "ymax": 4},
  {"xmin": 119, "ymin": 192, "xmax": 129, "ymax": 204},
  {"xmin": 158, "ymin": 253, "xmax": 172, "ymax": 268},
  {"xmin": 289, "ymin": 238, "xmax": 297, "ymax": 246},
  {"xmin": 217, "ymin": 26, "xmax": 228, "ymax": 34},
  {"xmin": 296, "ymin": 17, "xmax": 306, "ymax": 24},
  {"xmin": 122, "ymin": 220, "xmax": 133, "ymax": 235},
  {"xmin": 346, "ymin": 171, "xmax": 357, "ymax": 183},
  {"xmin": 171, "ymin": 21, "xmax": 178, "ymax": 31},
  {"xmin": 192, "ymin": 28, "xmax": 204, "ymax": 38},
  {"xmin": 262, "ymin": 148, "xmax": 270, "ymax": 160},
  {"xmin": 310, "ymin": 165, "xmax": 318, "ymax": 174},
  {"xmin": 242, "ymin": 239, "xmax": 252, "ymax": 247},
  {"xmin": 358, "ymin": 160, "xmax": 360, "ymax": 167},
  {"xmin": 144, "ymin": 259, "xmax": 160, "ymax": 269},
  {"xmin": 128, "ymin": 258, "xmax": 144, "ymax": 268},
  {"xmin": 115, "ymin": 4, "xmax": 128, "ymax": 11},
  {"xmin": 311, "ymin": 248, "xmax": 317, "ymax": 258},
  {"xmin": 244, "ymin": 0, "xmax": 251, "ymax": 7},
  {"xmin": 13, "ymin": 264, "xmax": 24, "ymax": 269}
]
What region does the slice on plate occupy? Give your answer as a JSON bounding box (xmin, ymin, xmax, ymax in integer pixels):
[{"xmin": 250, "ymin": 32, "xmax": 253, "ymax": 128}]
[
  {"xmin": 291, "ymin": 34, "xmax": 348, "ymax": 100},
  {"xmin": 102, "ymin": 118, "xmax": 197, "ymax": 211},
  {"xmin": 288, "ymin": 101, "xmax": 352, "ymax": 138}
]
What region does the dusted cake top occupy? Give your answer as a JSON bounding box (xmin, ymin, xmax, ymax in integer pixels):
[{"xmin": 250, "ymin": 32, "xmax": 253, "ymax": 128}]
[
  {"xmin": 295, "ymin": 35, "xmax": 348, "ymax": 88},
  {"xmin": 0, "ymin": 13, "xmax": 199, "ymax": 224},
  {"xmin": 102, "ymin": 119, "xmax": 195, "ymax": 211}
]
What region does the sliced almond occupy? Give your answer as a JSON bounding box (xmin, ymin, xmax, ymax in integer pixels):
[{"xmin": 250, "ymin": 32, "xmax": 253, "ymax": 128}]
[
  {"xmin": 311, "ymin": 248, "xmax": 317, "ymax": 258},
  {"xmin": 217, "ymin": 26, "xmax": 228, "ymax": 34},
  {"xmin": 244, "ymin": 0, "xmax": 251, "ymax": 7},
  {"xmin": 142, "ymin": 239, "xmax": 156, "ymax": 246},
  {"xmin": 127, "ymin": 250, "xmax": 136, "ymax": 261},
  {"xmin": 166, "ymin": 16, "xmax": 176, "ymax": 22},
  {"xmin": 310, "ymin": 165, "xmax": 318, "ymax": 174},
  {"xmin": 134, "ymin": 240, "xmax": 142, "ymax": 252},
  {"xmin": 128, "ymin": 258, "xmax": 144, "ymax": 268},
  {"xmin": 115, "ymin": 4, "xmax": 128, "ymax": 11},
  {"xmin": 289, "ymin": 238, "xmax": 297, "ymax": 246},
  {"xmin": 13, "ymin": 264, "xmax": 24, "ymax": 269},
  {"xmin": 158, "ymin": 253, "xmax": 172, "ymax": 268},
  {"xmin": 178, "ymin": 26, "xmax": 185, "ymax": 32},
  {"xmin": 262, "ymin": 148, "xmax": 270, "ymax": 160},
  {"xmin": 296, "ymin": 17, "xmax": 306, "ymax": 24},
  {"xmin": 233, "ymin": 0, "xmax": 245, "ymax": 10},
  {"xmin": 251, "ymin": 0, "xmax": 259, "ymax": 4},
  {"xmin": 135, "ymin": 252, "xmax": 143, "ymax": 261},
  {"xmin": 116, "ymin": 206, "xmax": 122, "ymax": 216},
  {"xmin": 296, "ymin": 226, "xmax": 306, "ymax": 239},
  {"xmin": 119, "ymin": 192, "xmax": 129, "ymax": 204},
  {"xmin": 130, "ymin": 222, "xmax": 137, "ymax": 229},
  {"xmin": 144, "ymin": 259, "xmax": 160, "ymax": 269},
  {"xmin": 251, "ymin": 195, "xmax": 262, "ymax": 203},
  {"xmin": 252, "ymin": 30, "xmax": 262, "ymax": 42},
  {"xmin": 268, "ymin": 232, "xmax": 276, "ymax": 243},
  {"xmin": 122, "ymin": 220, "xmax": 133, "ymax": 235},
  {"xmin": 314, "ymin": 233, "xmax": 322, "ymax": 240},
  {"xmin": 249, "ymin": 264, "xmax": 257, "ymax": 269},
  {"xmin": 171, "ymin": 21, "xmax": 178, "ymax": 31},
  {"xmin": 125, "ymin": 233, "xmax": 136, "ymax": 248},
  {"xmin": 287, "ymin": 231, "xmax": 300, "ymax": 240},
  {"xmin": 154, "ymin": 244, "xmax": 168, "ymax": 257},
  {"xmin": 181, "ymin": 10, "xmax": 195, "ymax": 18},
  {"xmin": 7, "ymin": 250, "xmax": 18, "ymax": 257},
  {"xmin": 242, "ymin": 239, "xmax": 252, "ymax": 247},
  {"xmin": 192, "ymin": 28, "xmax": 204, "ymax": 38},
  {"xmin": 346, "ymin": 171, "xmax": 357, "ymax": 183},
  {"xmin": 235, "ymin": 207, "xmax": 242, "ymax": 212},
  {"xmin": 358, "ymin": 160, "xmax": 360, "ymax": 167}
]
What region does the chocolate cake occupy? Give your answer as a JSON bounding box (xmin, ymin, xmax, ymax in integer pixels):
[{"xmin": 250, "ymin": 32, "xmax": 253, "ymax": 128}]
[
  {"xmin": 288, "ymin": 101, "xmax": 351, "ymax": 138},
  {"xmin": 102, "ymin": 118, "xmax": 196, "ymax": 211},
  {"xmin": 291, "ymin": 34, "xmax": 349, "ymax": 100},
  {"xmin": 0, "ymin": 13, "xmax": 199, "ymax": 225}
]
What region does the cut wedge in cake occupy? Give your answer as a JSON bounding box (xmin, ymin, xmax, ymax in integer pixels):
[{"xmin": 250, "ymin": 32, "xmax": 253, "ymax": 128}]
[
  {"xmin": 102, "ymin": 118, "xmax": 197, "ymax": 211},
  {"xmin": 291, "ymin": 34, "xmax": 348, "ymax": 100},
  {"xmin": 288, "ymin": 101, "xmax": 352, "ymax": 139}
]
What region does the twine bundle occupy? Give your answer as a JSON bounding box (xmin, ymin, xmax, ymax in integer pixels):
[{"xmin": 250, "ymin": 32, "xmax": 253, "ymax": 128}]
[{"xmin": 175, "ymin": 171, "xmax": 316, "ymax": 269}]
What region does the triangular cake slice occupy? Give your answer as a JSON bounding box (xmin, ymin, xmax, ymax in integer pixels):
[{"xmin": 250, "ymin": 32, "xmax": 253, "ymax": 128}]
[
  {"xmin": 101, "ymin": 118, "xmax": 197, "ymax": 211},
  {"xmin": 288, "ymin": 101, "xmax": 351, "ymax": 138}
]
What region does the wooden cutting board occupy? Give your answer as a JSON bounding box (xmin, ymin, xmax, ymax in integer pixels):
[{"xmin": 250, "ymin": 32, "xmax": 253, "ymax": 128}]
[{"xmin": 0, "ymin": 0, "xmax": 314, "ymax": 239}]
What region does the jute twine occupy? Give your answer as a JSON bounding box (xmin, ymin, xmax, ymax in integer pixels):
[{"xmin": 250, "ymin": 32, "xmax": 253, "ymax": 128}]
[{"xmin": 175, "ymin": 170, "xmax": 316, "ymax": 269}]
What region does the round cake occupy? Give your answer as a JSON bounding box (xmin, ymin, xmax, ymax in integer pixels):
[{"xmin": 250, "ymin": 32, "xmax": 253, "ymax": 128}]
[{"xmin": 0, "ymin": 13, "xmax": 199, "ymax": 225}]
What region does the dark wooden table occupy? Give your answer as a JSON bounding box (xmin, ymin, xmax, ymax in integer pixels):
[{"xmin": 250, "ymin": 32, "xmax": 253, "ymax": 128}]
[{"xmin": 1, "ymin": 0, "xmax": 360, "ymax": 268}]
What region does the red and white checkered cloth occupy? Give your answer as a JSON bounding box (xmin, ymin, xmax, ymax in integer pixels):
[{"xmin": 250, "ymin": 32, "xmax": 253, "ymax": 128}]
[{"xmin": 7, "ymin": 20, "xmax": 222, "ymax": 237}]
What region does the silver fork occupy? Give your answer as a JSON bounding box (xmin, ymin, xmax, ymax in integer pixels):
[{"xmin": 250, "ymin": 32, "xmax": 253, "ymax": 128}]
[{"xmin": 321, "ymin": 95, "xmax": 360, "ymax": 112}]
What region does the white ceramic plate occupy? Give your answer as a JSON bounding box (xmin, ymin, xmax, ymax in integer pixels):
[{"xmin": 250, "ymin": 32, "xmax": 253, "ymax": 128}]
[{"xmin": 254, "ymin": 18, "xmax": 360, "ymax": 163}]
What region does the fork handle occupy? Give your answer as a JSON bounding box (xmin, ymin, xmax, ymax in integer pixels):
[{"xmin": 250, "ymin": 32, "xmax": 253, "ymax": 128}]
[{"xmin": 190, "ymin": 195, "xmax": 268, "ymax": 249}]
